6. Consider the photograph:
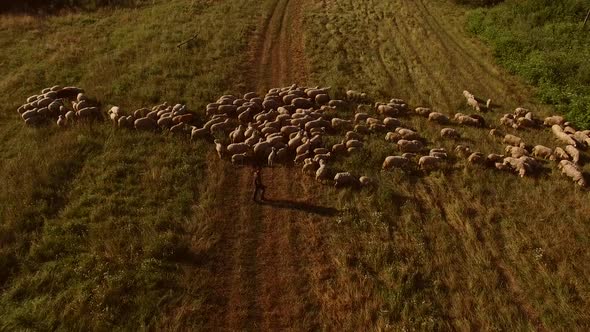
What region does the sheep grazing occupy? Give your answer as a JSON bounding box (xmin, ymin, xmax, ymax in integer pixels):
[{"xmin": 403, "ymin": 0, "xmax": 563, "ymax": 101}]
[
  {"xmin": 332, "ymin": 118, "xmax": 352, "ymax": 130},
  {"xmin": 191, "ymin": 127, "xmax": 209, "ymax": 140},
  {"xmin": 429, "ymin": 148, "xmax": 448, "ymax": 159},
  {"xmin": 397, "ymin": 139, "xmax": 423, "ymax": 153},
  {"xmin": 334, "ymin": 172, "xmax": 358, "ymax": 188},
  {"xmin": 382, "ymin": 155, "xmax": 412, "ymax": 171},
  {"xmin": 552, "ymin": 147, "xmax": 570, "ymax": 161},
  {"xmin": 346, "ymin": 90, "xmax": 368, "ymax": 102},
  {"xmin": 463, "ymin": 90, "xmax": 482, "ymax": 112},
  {"xmin": 455, "ymin": 144, "xmax": 472, "ymax": 158},
  {"xmin": 532, "ymin": 145, "xmax": 554, "ymax": 160},
  {"xmin": 489, "ymin": 128, "xmax": 504, "ymax": 139},
  {"xmin": 227, "ymin": 142, "xmax": 250, "ymax": 155},
  {"xmin": 383, "ymin": 117, "xmax": 401, "ymax": 129},
  {"xmin": 316, "ymin": 160, "xmax": 331, "ymax": 183},
  {"xmin": 544, "ymin": 115, "xmax": 565, "ymax": 127},
  {"xmin": 440, "ymin": 128, "xmax": 460, "ymax": 139},
  {"xmin": 419, "ymin": 156, "xmax": 441, "ymax": 171},
  {"xmin": 487, "ymin": 154, "xmax": 505, "ymax": 164},
  {"xmin": 56, "ymin": 115, "xmax": 66, "ymax": 127},
  {"xmin": 231, "ymin": 152, "xmax": 250, "ymax": 165},
  {"xmin": 558, "ymin": 160, "xmax": 587, "ymax": 187},
  {"xmin": 414, "ymin": 107, "xmax": 431, "ymax": 117},
  {"xmin": 552, "ymin": 125, "xmax": 578, "ymax": 147},
  {"xmin": 395, "ymin": 127, "xmax": 422, "ymax": 141},
  {"xmin": 134, "ymin": 117, "xmax": 158, "ymax": 131},
  {"xmin": 302, "ymin": 158, "xmax": 319, "ymax": 176},
  {"xmin": 428, "ymin": 112, "xmax": 450, "ymax": 124},
  {"xmin": 503, "ymin": 134, "xmax": 524, "ymax": 147},
  {"xmin": 359, "ymin": 176, "xmax": 373, "ymax": 188},
  {"xmin": 455, "ymin": 113, "xmax": 483, "ymax": 127},
  {"xmin": 385, "ymin": 131, "xmax": 401, "ymax": 143},
  {"xmin": 565, "ymin": 145, "xmax": 581, "ymax": 164},
  {"xmin": 170, "ymin": 123, "xmax": 187, "ymax": 135},
  {"xmin": 502, "ymin": 157, "xmax": 534, "ymax": 178},
  {"xmin": 467, "ymin": 152, "xmax": 486, "ymax": 165},
  {"xmin": 505, "ymin": 145, "xmax": 528, "ymax": 158},
  {"xmin": 516, "ymin": 116, "xmax": 536, "ymax": 129},
  {"xmin": 573, "ymin": 131, "xmax": 590, "ymax": 148}
]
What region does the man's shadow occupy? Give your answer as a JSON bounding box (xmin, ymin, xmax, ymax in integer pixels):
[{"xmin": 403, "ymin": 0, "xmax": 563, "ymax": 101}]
[{"xmin": 258, "ymin": 199, "xmax": 339, "ymax": 217}]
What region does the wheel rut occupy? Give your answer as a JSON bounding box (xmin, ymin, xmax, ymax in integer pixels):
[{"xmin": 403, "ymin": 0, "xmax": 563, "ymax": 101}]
[{"xmin": 205, "ymin": 0, "xmax": 336, "ymax": 330}]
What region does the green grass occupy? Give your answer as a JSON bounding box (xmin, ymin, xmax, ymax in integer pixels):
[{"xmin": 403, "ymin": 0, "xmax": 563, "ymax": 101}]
[
  {"xmin": 0, "ymin": 0, "xmax": 267, "ymax": 329},
  {"xmin": 304, "ymin": 0, "xmax": 590, "ymax": 330},
  {"xmin": 2, "ymin": 0, "xmax": 590, "ymax": 330},
  {"xmin": 467, "ymin": 0, "xmax": 590, "ymax": 128}
]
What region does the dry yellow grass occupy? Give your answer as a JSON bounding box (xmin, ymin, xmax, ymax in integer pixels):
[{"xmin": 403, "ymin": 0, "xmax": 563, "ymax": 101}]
[{"xmin": 1, "ymin": 0, "xmax": 590, "ymax": 330}]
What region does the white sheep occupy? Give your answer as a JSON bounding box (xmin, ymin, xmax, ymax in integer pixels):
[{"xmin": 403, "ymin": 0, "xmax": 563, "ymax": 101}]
[
  {"xmin": 382, "ymin": 156, "xmax": 411, "ymax": 171},
  {"xmin": 553, "ymin": 147, "xmax": 570, "ymax": 161},
  {"xmin": 532, "ymin": 145, "xmax": 554, "ymax": 160},
  {"xmin": 316, "ymin": 160, "xmax": 331, "ymax": 183},
  {"xmin": 383, "ymin": 117, "xmax": 401, "ymax": 129},
  {"xmin": 385, "ymin": 131, "xmax": 401, "ymax": 143},
  {"xmin": 302, "ymin": 158, "xmax": 319, "ymax": 176},
  {"xmin": 359, "ymin": 176, "xmax": 373, "ymax": 188},
  {"xmin": 454, "ymin": 145, "xmax": 472, "ymax": 158},
  {"xmin": 56, "ymin": 115, "xmax": 66, "ymax": 127},
  {"xmin": 467, "ymin": 152, "xmax": 486, "ymax": 165},
  {"xmin": 503, "ymin": 134, "xmax": 524, "ymax": 147},
  {"xmin": 552, "ymin": 125, "xmax": 578, "ymax": 146},
  {"xmin": 505, "ymin": 145, "xmax": 528, "ymax": 158},
  {"xmin": 419, "ymin": 156, "xmax": 441, "ymax": 171},
  {"xmin": 397, "ymin": 139, "xmax": 423, "ymax": 153},
  {"xmin": 558, "ymin": 160, "xmax": 586, "ymax": 187},
  {"xmin": 428, "ymin": 112, "xmax": 450, "ymax": 124},
  {"xmin": 227, "ymin": 142, "xmax": 250, "ymax": 155},
  {"xmin": 565, "ymin": 145, "xmax": 580, "ymax": 164},
  {"xmin": 414, "ymin": 107, "xmax": 431, "ymax": 117},
  {"xmin": 440, "ymin": 128, "xmax": 460, "ymax": 139},
  {"xmin": 334, "ymin": 172, "xmax": 358, "ymax": 188},
  {"xmin": 231, "ymin": 152, "xmax": 250, "ymax": 165},
  {"xmin": 544, "ymin": 115, "xmax": 564, "ymax": 127}
]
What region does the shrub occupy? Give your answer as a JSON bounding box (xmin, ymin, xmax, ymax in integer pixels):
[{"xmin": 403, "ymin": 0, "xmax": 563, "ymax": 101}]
[{"xmin": 467, "ymin": 0, "xmax": 590, "ymax": 128}]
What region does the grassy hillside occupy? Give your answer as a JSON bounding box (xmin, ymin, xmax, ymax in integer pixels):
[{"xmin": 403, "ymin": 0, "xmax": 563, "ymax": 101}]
[
  {"xmin": 0, "ymin": 0, "xmax": 267, "ymax": 329},
  {"xmin": 1, "ymin": 0, "xmax": 590, "ymax": 330},
  {"xmin": 304, "ymin": 0, "xmax": 590, "ymax": 330},
  {"xmin": 467, "ymin": 0, "xmax": 590, "ymax": 127}
]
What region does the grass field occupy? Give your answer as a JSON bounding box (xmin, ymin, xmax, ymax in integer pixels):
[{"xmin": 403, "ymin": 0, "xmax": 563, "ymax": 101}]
[
  {"xmin": 467, "ymin": 0, "xmax": 590, "ymax": 128},
  {"xmin": 1, "ymin": 0, "xmax": 590, "ymax": 330}
]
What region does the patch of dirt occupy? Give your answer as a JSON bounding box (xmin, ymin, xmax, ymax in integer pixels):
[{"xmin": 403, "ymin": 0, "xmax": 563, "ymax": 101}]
[{"xmin": 204, "ymin": 1, "xmax": 339, "ymax": 330}]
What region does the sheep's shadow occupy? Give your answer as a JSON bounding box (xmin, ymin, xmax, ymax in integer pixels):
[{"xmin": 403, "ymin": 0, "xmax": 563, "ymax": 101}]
[{"xmin": 259, "ymin": 199, "xmax": 339, "ymax": 216}]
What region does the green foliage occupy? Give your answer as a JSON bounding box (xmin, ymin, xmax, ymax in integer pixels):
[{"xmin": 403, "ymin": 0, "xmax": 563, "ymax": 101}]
[
  {"xmin": 452, "ymin": 0, "xmax": 504, "ymax": 6},
  {"xmin": 467, "ymin": 0, "xmax": 590, "ymax": 127},
  {"xmin": 0, "ymin": 0, "xmax": 141, "ymax": 12}
]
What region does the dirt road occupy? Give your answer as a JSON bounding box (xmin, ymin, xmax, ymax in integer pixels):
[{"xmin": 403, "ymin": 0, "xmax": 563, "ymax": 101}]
[{"xmin": 203, "ymin": 0, "xmax": 340, "ymax": 330}]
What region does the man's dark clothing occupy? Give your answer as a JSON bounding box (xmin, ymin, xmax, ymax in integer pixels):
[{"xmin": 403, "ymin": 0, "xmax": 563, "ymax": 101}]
[{"xmin": 253, "ymin": 170, "xmax": 266, "ymax": 202}]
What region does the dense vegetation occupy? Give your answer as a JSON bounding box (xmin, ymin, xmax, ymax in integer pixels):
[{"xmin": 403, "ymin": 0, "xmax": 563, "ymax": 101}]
[
  {"xmin": 467, "ymin": 0, "xmax": 590, "ymax": 128},
  {"xmin": 0, "ymin": 0, "xmax": 140, "ymax": 12}
]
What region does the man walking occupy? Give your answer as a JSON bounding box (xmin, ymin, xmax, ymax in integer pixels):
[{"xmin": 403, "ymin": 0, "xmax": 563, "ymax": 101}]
[{"xmin": 252, "ymin": 167, "xmax": 266, "ymax": 202}]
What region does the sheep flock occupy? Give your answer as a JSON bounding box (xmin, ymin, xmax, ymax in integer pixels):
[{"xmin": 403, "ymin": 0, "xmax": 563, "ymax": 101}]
[{"xmin": 15, "ymin": 85, "xmax": 589, "ymax": 188}]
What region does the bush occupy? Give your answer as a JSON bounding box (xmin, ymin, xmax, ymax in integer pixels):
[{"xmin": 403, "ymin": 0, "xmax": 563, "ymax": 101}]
[
  {"xmin": 453, "ymin": 0, "xmax": 504, "ymax": 6},
  {"xmin": 0, "ymin": 0, "xmax": 140, "ymax": 12},
  {"xmin": 467, "ymin": 0, "xmax": 590, "ymax": 128}
]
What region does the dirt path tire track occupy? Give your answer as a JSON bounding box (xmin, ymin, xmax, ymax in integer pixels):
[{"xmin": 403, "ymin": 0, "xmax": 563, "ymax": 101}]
[
  {"xmin": 253, "ymin": 0, "xmax": 309, "ymax": 92},
  {"xmin": 205, "ymin": 0, "xmax": 336, "ymax": 330}
]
